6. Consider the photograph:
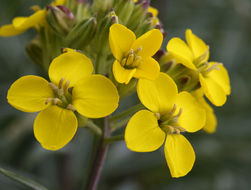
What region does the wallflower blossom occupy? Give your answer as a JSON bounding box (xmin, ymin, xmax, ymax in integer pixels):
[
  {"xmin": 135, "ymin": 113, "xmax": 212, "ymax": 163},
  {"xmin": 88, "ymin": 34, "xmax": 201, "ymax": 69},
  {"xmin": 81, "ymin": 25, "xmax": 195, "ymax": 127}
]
[
  {"xmin": 125, "ymin": 73, "xmax": 206, "ymax": 177},
  {"xmin": 0, "ymin": 0, "xmax": 66, "ymax": 36},
  {"xmin": 7, "ymin": 49, "xmax": 119, "ymax": 150},
  {"xmin": 109, "ymin": 23, "xmax": 163, "ymax": 84},
  {"xmin": 166, "ymin": 29, "xmax": 231, "ymax": 106}
]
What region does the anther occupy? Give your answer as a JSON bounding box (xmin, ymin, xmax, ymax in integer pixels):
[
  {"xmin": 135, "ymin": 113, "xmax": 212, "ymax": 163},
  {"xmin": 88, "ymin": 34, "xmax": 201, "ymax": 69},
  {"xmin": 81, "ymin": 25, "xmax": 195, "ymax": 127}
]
[
  {"xmin": 59, "ymin": 78, "xmax": 65, "ymax": 89},
  {"xmin": 126, "ymin": 54, "xmax": 135, "ymax": 66},
  {"xmin": 176, "ymin": 108, "xmax": 183, "ymax": 117},
  {"xmin": 53, "ymin": 98, "xmax": 63, "ymax": 105},
  {"xmin": 63, "ymin": 80, "xmax": 71, "ymax": 94},
  {"xmin": 121, "ymin": 58, "xmax": 127, "ymax": 66},
  {"xmin": 48, "ymin": 82, "xmax": 58, "ymax": 92},
  {"xmin": 135, "ymin": 46, "xmax": 142, "ymax": 54},
  {"xmin": 131, "ymin": 56, "xmax": 142, "ymax": 67},
  {"xmin": 205, "ymin": 63, "xmax": 222, "ymax": 74},
  {"xmin": 66, "ymin": 104, "xmax": 76, "ymax": 111},
  {"xmin": 154, "ymin": 112, "xmax": 160, "ymax": 120},
  {"xmin": 169, "ymin": 104, "xmax": 177, "ymax": 116},
  {"xmin": 45, "ymin": 98, "xmax": 53, "ymax": 104}
]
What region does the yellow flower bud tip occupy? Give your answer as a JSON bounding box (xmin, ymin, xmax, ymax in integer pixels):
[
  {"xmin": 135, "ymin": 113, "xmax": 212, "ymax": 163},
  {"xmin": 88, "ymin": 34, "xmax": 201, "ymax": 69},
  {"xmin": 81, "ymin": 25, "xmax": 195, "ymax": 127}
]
[{"xmin": 30, "ymin": 5, "xmax": 41, "ymax": 12}]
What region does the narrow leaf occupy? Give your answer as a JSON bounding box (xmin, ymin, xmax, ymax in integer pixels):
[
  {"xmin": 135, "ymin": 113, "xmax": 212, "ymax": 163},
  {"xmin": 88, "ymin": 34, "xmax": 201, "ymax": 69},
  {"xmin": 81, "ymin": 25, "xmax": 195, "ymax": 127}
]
[{"xmin": 0, "ymin": 167, "xmax": 48, "ymax": 190}]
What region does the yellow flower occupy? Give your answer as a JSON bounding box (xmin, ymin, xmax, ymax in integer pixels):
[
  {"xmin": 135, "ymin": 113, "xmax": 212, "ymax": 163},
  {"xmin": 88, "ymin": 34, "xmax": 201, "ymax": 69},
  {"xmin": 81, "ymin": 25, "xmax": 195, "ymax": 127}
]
[
  {"xmin": 0, "ymin": 0, "xmax": 66, "ymax": 37},
  {"xmin": 125, "ymin": 73, "xmax": 206, "ymax": 177},
  {"xmin": 192, "ymin": 89, "xmax": 217, "ymax": 133},
  {"xmin": 109, "ymin": 23, "xmax": 163, "ymax": 84},
  {"xmin": 166, "ymin": 29, "xmax": 231, "ymax": 106},
  {"xmin": 7, "ymin": 49, "xmax": 119, "ymax": 150}
]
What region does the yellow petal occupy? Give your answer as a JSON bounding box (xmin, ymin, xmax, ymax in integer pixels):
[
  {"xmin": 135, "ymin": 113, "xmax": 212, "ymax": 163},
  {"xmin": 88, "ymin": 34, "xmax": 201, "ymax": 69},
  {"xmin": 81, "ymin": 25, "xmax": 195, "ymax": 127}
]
[
  {"xmin": 132, "ymin": 29, "xmax": 163, "ymax": 57},
  {"xmin": 148, "ymin": 6, "xmax": 158, "ymax": 17},
  {"xmin": 125, "ymin": 110, "xmax": 165, "ymax": 152},
  {"xmin": 166, "ymin": 37, "xmax": 197, "ymax": 70},
  {"xmin": 109, "ymin": 23, "xmax": 136, "ymax": 61},
  {"xmin": 176, "ymin": 91, "xmax": 206, "ymax": 132},
  {"xmin": 34, "ymin": 105, "xmax": 78, "ymax": 150},
  {"xmin": 112, "ymin": 60, "xmax": 136, "ymax": 84},
  {"xmin": 49, "ymin": 51, "xmax": 93, "ymax": 87},
  {"xmin": 137, "ymin": 73, "xmax": 178, "ymax": 114},
  {"xmin": 53, "ymin": 0, "xmax": 66, "ymax": 6},
  {"xmin": 7, "ymin": 75, "xmax": 54, "ymax": 113},
  {"xmin": 133, "ymin": 57, "xmax": 160, "ymax": 80},
  {"xmin": 72, "ymin": 75, "xmax": 119, "ymax": 118},
  {"xmin": 12, "ymin": 10, "xmax": 46, "ymax": 30},
  {"xmin": 164, "ymin": 134, "xmax": 195, "ymax": 178},
  {"xmin": 185, "ymin": 29, "xmax": 209, "ymax": 62},
  {"xmin": 203, "ymin": 107, "xmax": 217, "ymax": 134},
  {"xmin": 0, "ymin": 24, "xmax": 24, "ymax": 37},
  {"xmin": 199, "ymin": 73, "xmax": 226, "ymax": 106},
  {"xmin": 207, "ymin": 62, "xmax": 231, "ymax": 95}
]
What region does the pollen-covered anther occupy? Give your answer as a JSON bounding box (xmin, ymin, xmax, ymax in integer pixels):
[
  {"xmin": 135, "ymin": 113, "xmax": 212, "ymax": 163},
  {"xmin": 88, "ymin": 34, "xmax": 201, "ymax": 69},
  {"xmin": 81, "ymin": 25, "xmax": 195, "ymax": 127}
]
[
  {"xmin": 154, "ymin": 112, "xmax": 160, "ymax": 119},
  {"xmin": 58, "ymin": 78, "xmax": 65, "ymax": 89},
  {"xmin": 63, "ymin": 80, "xmax": 71, "ymax": 94}
]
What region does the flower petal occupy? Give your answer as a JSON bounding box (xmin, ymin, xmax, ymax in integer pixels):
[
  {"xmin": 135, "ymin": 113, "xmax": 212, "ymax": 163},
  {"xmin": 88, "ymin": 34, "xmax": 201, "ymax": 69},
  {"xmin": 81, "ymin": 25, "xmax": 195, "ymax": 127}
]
[
  {"xmin": 12, "ymin": 10, "xmax": 46, "ymax": 30},
  {"xmin": 7, "ymin": 75, "xmax": 54, "ymax": 113},
  {"xmin": 164, "ymin": 134, "xmax": 195, "ymax": 178},
  {"xmin": 125, "ymin": 110, "xmax": 165, "ymax": 152},
  {"xmin": 199, "ymin": 73, "xmax": 226, "ymax": 106},
  {"xmin": 166, "ymin": 37, "xmax": 196, "ymax": 70},
  {"xmin": 113, "ymin": 60, "xmax": 136, "ymax": 84},
  {"xmin": 109, "ymin": 23, "xmax": 136, "ymax": 61},
  {"xmin": 176, "ymin": 91, "xmax": 206, "ymax": 132},
  {"xmin": 137, "ymin": 72, "xmax": 178, "ymax": 114},
  {"xmin": 133, "ymin": 57, "xmax": 160, "ymax": 80},
  {"xmin": 49, "ymin": 51, "xmax": 93, "ymax": 87},
  {"xmin": 185, "ymin": 29, "xmax": 209, "ymax": 62},
  {"xmin": 34, "ymin": 105, "xmax": 78, "ymax": 150},
  {"xmin": 191, "ymin": 89, "xmax": 217, "ymax": 133},
  {"xmin": 132, "ymin": 29, "xmax": 163, "ymax": 57},
  {"xmin": 0, "ymin": 24, "xmax": 24, "ymax": 37},
  {"xmin": 148, "ymin": 6, "xmax": 158, "ymax": 17},
  {"xmin": 72, "ymin": 75, "xmax": 119, "ymax": 118},
  {"xmin": 207, "ymin": 62, "xmax": 231, "ymax": 95}
]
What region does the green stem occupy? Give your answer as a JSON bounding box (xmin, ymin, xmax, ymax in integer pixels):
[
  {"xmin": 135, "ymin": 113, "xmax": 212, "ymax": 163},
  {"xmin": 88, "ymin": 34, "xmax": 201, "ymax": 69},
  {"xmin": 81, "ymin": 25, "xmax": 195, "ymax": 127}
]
[
  {"xmin": 111, "ymin": 117, "xmax": 130, "ymax": 132},
  {"xmin": 104, "ymin": 135, "xmax": 124, "ymax": 145},
  {"xmin": 86, "ymin": 120, "xmax": 102, "ymax": 136},
  {"xmin": 84, "ymin": 117, "xmax": 110, "ymax": 190},
  {"xmin": 109, "ymin": 104, "xmax": 144, "ymax": 123}
]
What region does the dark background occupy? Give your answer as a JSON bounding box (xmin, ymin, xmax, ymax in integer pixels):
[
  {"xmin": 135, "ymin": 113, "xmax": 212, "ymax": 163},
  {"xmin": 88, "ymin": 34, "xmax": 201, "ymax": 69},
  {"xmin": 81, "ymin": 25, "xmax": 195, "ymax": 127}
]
[{"xmin": 0, "ymin": 0, "xmax": 251, "ymax": 189}]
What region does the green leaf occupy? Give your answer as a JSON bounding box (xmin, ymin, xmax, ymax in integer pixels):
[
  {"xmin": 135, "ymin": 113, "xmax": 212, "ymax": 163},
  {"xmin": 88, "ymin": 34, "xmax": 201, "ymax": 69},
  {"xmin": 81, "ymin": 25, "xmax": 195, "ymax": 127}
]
[{"xmin": 0, "ymin": 167, "xmax": 48, "ymax": 190}]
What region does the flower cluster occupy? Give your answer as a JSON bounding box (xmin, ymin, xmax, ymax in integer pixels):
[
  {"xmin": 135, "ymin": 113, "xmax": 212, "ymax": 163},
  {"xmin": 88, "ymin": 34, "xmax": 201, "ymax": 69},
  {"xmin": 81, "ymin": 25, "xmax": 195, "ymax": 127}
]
[{"xmin": 1, "ymin": 0, "xmax": 230, "ymax": 178}]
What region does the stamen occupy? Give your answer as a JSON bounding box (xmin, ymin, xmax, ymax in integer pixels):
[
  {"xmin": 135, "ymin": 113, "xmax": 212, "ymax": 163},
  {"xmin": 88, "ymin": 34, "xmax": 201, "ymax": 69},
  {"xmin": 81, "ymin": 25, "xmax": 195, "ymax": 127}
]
[
  {"xmin": 169, "ymin": 104, "xmax": 177, "ymax": 116},
  {"xmin": 154, "ymin": 112, "xmax": 160, "ymax": 120},
  {"xmin": 197, "ymin": 62, "xmax": 209, "ymax": 72},
  {"xmin": 194, "ymin": 47, "xmax": 209, "ymax": 66},
  {"xmin": 45, "ymin": 98, "xmax": 53, "ymax": 104},
  {"xmin": 126, "ymin": 54, "xmax": 135, "ymax": 66},
  {"xmin": 131, "ymin": 56, "xmax": 142, "ymax": 67},
  {"xmin": 121, "ymin": 58, "xmax": 127, "ymax": 66},
  {"xmin": 205, "ymin": 63, "xmax": 222, "ymax": 74},
  {"xmin": 66, "ymin": 104, "xmax": 76, "ymax": 111},
  {"xmin": 48, "ymin": 82, "xmax": 58, "ymax": 92},
  {"xmin": 63, "ymin": 80, "xmax": 71, "ymax": 94},
  {"xmin": 53, "ymin": 98, "xmax": 63, "ymax": 105},
  {"xmin": 59, "ymin": 78, "xmax": 65, "ymax": 89},
  {"xmin": 135, "ymin": 46, "xmax": 142, "ymax": 54}
]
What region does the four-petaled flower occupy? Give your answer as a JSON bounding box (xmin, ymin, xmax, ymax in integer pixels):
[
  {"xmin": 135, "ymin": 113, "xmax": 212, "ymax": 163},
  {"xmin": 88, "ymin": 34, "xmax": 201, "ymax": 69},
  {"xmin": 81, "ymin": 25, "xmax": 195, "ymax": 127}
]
[
  {"xmin": 125, "ymin": 73, "xmax": 206, "ymax": 177},
  {"xmin": 109, "ymin": 23, "xmax": 163, "ymax": 84},
  {"xmin": 166, "ymin": 29, "xmax": 231, "ymax": 106},
  {"xmin": 7, "ymin": 49, "xmax": 119, "ymax": 150},
  {"xmin": 0, "ymin": 0, "xmax": 66, "ymax": 36}
]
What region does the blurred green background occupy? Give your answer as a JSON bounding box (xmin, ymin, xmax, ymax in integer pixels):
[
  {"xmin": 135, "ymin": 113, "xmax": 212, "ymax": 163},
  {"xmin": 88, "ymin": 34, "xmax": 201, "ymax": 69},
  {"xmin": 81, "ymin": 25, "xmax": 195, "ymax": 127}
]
[{"xmin": 0, "ymin": 0, "xmax": 251, "ymax": 189}]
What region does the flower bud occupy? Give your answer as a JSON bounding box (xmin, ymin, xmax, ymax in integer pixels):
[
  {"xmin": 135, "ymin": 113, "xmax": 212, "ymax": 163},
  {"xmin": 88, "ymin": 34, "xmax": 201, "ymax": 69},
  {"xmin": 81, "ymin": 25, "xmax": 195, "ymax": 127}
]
[
  {"xmin": 114, "ymin": 0, "xmax": 135, "ymax": 25},
  {"xmin": 26, "ymin": 38, "xmax": 43, "ymax": 66},
  {"xmin": 127, "ymin": 0, "xmax": 149, "ymax": 31},
  {"xmin": 66, "ymin": 17, "xmax": 97, "ymax": 49},
  {"xmin": 46, "ymin": 5, "xmax": 75, "ymax": 36}
]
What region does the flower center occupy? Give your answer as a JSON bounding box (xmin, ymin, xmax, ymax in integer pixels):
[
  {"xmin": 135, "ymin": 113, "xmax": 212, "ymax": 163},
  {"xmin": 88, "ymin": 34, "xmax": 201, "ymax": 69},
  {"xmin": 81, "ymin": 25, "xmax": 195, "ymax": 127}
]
[
  {"xmin": 121, "ymin": 47, "xmax": 143, "ymax": 69},
  {"xmin": 156, "ymin": 104, "xmax": 186, "ymax": 134},
  {"xmin": 45, "ymin": 78, "xmax": 76, "ymax": 111}
]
